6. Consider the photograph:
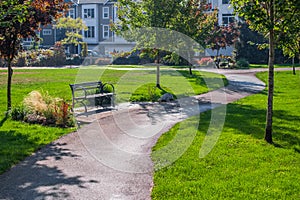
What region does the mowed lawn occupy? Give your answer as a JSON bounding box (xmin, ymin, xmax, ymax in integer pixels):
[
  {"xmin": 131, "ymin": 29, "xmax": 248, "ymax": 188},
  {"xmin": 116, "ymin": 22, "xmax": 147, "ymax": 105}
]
[
  {"xmin": 152, "ymin": 70, "xmax": 300, "ymax": 199},
  {"xmin": 250, "ymin": 63, "xmax": 300, "ymax": 68},
  {"xmin": 0, "ymin": 67, "xmax": 226, "ymax": 174}
]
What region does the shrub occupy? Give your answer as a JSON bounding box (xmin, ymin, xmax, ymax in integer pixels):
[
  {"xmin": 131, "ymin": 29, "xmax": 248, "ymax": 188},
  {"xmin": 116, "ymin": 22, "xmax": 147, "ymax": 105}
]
[
  {"xmin": 129, "ymin": 83, "xmax": 176, "ymax": 102},
  {"xmin": 236, "ymin": 58, "xmax": 250, "ymax": 69},
  {"xmin": 10, "ymin": 105, "xmax": 29, "ymax": 121},
  {"xmin": 147, "ymin": 85, "xmax": 160, "ymax": 102},
  {"xmin": 13, "ymin": 91, "xmax": 74, "ymax": 127},
  {"xmin": 52, "ymin": 100, "xmax": 75, "ymax": 127},
  {"xmin": 198, "ymin": 57, "xmax": 214, "ymax": 66},
  {"xmin": 163, "ymin": 53, "xmax": 180, "ymax": 66},
  {"xmin": 53, "ymin": 42, "xmax": 66, "ymax": 66},
  {"xmin": 13, "ymin": 52, "xmax": 27, "ymax": 67},
  {"xmin": 24, "ymin": 113, "xmax": 46, "ymax": 124},
  {"xmin": 112, "ymin": 57, "xmax": 128, "ymax": 65},
  {"xmin": 127, "ymin": 56, "xmax": 140, "ymax": 65},
  {"xmin": 12, "ymin": 48, "xmax": 68, "ymax": 67}
]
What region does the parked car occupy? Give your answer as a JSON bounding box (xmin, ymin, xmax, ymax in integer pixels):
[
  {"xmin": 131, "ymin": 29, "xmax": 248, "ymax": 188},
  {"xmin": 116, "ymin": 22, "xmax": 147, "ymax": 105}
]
[{"xmin": 87, "ymin": 50, "xmax": 99, "ymax": 57}]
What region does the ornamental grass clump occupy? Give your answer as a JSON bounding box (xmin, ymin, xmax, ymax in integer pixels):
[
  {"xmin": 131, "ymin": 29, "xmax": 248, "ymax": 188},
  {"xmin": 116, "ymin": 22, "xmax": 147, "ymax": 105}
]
[
  {"xmin": 11, "ymin": 90, "xmax": 75, "ymax": 127},
  {"xmin": 23, "ymin": 90, "xmax": 48, "ymax": 114}
]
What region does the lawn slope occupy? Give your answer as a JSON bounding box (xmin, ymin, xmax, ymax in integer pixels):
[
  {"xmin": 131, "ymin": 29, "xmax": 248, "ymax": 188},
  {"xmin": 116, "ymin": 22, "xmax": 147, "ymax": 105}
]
[{"xmin": 152, "ymin": 71, "xmax": 300, "ymax": 199}]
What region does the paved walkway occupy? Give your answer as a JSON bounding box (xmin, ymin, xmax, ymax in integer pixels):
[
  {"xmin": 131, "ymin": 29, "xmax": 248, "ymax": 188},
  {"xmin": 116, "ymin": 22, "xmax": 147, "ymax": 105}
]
[{"xmin": 0, "ymin": 68, "xmax": 292, "ymax": 200}]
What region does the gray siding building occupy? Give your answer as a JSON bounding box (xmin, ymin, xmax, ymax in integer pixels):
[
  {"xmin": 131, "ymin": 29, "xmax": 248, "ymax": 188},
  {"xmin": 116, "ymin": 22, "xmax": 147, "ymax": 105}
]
[{"xmin": 37, "ymin": 0, "xmax": 134, "ymax": 56}]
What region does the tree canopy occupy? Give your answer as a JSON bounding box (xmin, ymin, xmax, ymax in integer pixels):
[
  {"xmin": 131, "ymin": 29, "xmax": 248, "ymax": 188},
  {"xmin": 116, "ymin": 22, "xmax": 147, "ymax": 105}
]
[
  {"xmin": 113, "ymin": 0, "xmax": 217, "ymax": 77},
  {"xmin": 0, "ymin": 0, "xmax": 69, "ymax": 111},
  {"xmin": 205, "ymin": 22, "xmax": 240, "ymax": 68},
  {"xmin": 113, "ymin": 0, "xmax": 216, "ymax": 49}
]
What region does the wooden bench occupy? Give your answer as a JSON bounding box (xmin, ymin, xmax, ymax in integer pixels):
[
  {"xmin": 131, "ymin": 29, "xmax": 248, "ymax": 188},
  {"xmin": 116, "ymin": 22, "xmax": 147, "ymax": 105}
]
[{"xmin": 69, "ymin": 81, "xmax": 115, "ymax": 114}]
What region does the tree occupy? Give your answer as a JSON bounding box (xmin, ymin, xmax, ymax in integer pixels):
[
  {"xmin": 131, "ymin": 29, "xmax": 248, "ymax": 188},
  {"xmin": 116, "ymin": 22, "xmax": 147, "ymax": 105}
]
[
  {"xmin": 278, "ymin": 19, "xmax": 300, "ymax": 75},
  {"xmin": 55, "ymin": 17, "xmax": 88, "ymax": 54},
  {"xmin": 205, "ymin": 22, "xmax": 240, "ymax": 68},
  {"xmin": 231, "ymin": 0, "xmax": 300, "ymax": 143},
  {"xmin": 281, "ymin": 35, "xmax": 300, "ymax": 75},
  {"xmin": 234, "ymin": 22, "xmax": 287, "ymax": 65},
  {"xmin": 113, "ymin": 0, "xmax": 216, "ymax": 83},
  {"xmin": 0, "ymin": 0, "xmax": 69, "ymax": 111}
]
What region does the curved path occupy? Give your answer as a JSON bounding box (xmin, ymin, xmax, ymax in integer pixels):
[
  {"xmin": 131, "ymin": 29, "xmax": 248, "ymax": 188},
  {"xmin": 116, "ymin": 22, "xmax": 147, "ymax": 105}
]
[{"xmin": 0, "ymin": 68, "xmax": 292, "ymax": 200}]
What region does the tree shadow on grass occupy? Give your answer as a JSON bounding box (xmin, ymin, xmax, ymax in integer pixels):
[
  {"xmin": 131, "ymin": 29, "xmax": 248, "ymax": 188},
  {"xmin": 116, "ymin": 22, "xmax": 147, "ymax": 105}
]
[
  {"xmin": 0, "ymin": 116, "xmax": 8, "ymax": 127},
  {"xmin": 0, "ymin": 132, "xmax": 99, "ymax": 199},
  {"xmin": 223, "ymin": 103, "xmax": 300, "ymax": 152}
]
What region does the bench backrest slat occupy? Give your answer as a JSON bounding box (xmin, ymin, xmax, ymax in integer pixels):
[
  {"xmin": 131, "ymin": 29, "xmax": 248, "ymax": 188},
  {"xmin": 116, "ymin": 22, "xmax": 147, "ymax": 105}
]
[{"xmin": 70, "ymin": 81, "xmax": 103, "ymax": 91}]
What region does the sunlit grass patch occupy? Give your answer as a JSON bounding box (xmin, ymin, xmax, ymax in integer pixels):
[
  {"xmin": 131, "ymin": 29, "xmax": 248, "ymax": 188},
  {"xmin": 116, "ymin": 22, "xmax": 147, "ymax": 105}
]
[{"xmin": 152, "ymin": 70, "xmax": 300, "ymax": 199}]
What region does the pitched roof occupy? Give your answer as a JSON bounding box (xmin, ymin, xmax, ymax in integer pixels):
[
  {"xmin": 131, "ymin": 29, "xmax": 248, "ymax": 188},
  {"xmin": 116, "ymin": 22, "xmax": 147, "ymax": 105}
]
[{"xmin": 77, "ymin": 0, "xmax": 114, "ymax": 4}]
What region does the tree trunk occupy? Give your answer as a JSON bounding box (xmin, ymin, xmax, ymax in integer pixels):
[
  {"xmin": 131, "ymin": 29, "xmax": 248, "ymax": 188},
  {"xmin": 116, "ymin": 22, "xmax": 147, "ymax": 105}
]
[
  {"xmin": 292, "ymin": 57, "xmax": 296, "ymax": 75},
  {"xmin": 156, "ymin": 50, "xmax": 161, "ymax": 88},
  {"xmin": 188, "ymin": 50, "xmax": 193, "ymax": 75},
  {"xmin": 156, "ymin": 65, "xmax": 161, "ymax": 88},
  {"xmin": 7, "ymin": 58, "xmax": 13, "ymax": 112},
  {"xmin": 189, "ymin": 67, "xmax": 192, "ymax": 75},
  {"xmin": 265, "ymin": 2, "xmax": 275, "ymax": 144},
  {"xmin": 215, "ymin": 49, "xmax": 220, "ymax": 69}
]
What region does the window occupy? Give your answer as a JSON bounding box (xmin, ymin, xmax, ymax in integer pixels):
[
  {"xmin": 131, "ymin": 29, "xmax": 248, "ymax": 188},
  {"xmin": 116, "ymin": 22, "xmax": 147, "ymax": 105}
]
[
  {"xmin": 22, "ymin": 37, "xmax": 34, "ymax": 47},
  {"xmin": 68, "ymin": 8, "xmax": 75, "ymax": 18},
  {"xmin": 84, "ymin": 8, "xmax": 95, "ymax": 18},
  {"xmin": 103, "ymin": 25, "xmax": 109, "ymax": 38},
  {"xmin": 222, "ymin": 0, "xmax": 230, "ymax": 4},
  {"xmin": 103, "ymin": 7, "xmax": 109, "ymax": 19},
  {"xmin": 42, "ymin": 29, "xmax": 52, "ymax": 35},
  {"xmin": 84, "ymin": 26, "xmax": 95, "ymax": 38},
  {"xmin": 222, "ymin": 14, "xmax": 235, "ymax": 25},
  {"xmin": 23, "ymin": 38, "xmax": 33, "ymax": 42}
]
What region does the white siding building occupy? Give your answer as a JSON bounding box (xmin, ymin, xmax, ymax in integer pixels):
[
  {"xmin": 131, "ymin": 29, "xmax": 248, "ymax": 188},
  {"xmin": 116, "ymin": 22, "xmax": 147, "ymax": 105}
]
[{"xmin": 76, "ymin": 0, "xmax": 135, "ymax": 56}]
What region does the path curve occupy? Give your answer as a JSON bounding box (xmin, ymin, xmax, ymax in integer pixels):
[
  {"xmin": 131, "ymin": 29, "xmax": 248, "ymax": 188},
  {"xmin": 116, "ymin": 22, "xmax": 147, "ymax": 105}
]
[{"xmin": 0, "ymin": 67, "xmax": 295, "ymax": 200}]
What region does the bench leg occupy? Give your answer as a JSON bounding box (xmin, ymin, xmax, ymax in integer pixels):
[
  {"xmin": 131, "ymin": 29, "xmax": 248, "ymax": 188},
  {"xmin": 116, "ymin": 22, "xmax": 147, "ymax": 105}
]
[
  {"xmin": 79, "ymin": 101, "xmax": 87, "ymax": 114},
  {"xmin": 111, "ymin": 95, "xmax": 115, "ymax": 108}
]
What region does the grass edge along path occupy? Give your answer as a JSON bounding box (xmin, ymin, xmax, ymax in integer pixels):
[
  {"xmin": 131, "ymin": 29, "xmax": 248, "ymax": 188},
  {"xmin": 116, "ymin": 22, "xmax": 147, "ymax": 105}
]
[
  {"xmin": 0, "ymin": 68, "xmax": 227, "ymax": 175},
  {"xmin": 151, "ymin": 70, "xmax": 300, "ymax": 199}
]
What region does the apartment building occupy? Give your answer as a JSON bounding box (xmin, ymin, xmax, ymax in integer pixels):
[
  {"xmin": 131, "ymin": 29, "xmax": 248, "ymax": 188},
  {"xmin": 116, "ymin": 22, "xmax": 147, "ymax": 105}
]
[
  {"xmin": 33, "ymin": 0, "xmax": 133, "ymax": 56},
  {"xmin": 76, "ymin": 0, "xmax": 135, "ymax": 55},
  {"xmin": 35, "ymin": 0, "xmax": 236, "ymax": 56}
]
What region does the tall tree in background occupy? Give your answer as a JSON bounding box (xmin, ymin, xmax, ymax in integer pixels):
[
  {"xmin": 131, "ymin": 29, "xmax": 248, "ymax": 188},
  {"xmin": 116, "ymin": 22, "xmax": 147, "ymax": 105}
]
[
  {"xmin": 231, "ymin": 0, "xmax": 300, "ymax": 143},
  {"xmin": 281, "ymin": 34, "xmax": 300, "ymax": 75},
  {"xmin": 0, "ymin": 0, "xmax": 69, "ymax": 111},
  {"xmin": 279, "ymin": 18, "xmax": 300, "ymax": 75},
  {"xmin": 55, "ymin": 17, "xmax": 88, "ymax": 54}
]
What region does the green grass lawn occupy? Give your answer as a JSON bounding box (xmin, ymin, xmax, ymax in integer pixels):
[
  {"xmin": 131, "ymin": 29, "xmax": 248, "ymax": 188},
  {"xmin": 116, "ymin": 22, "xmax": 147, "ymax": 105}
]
[
  {"xmin": 0, "ymin": 67, "xmax": 226, "ymax": 174},
  {"xmin": 250, "ymin": 63, "xmax": 300, "ymax": 68},
  {"xmin": 151, "ymin": 71, "xmax": 300, "ymax": 199}
]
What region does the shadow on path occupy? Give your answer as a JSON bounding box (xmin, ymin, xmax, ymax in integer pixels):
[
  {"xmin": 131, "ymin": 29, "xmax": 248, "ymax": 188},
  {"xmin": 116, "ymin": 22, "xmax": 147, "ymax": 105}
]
[{"xmin": 0, "ymin": 141, "xmax": 98, "ymax": 199}]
